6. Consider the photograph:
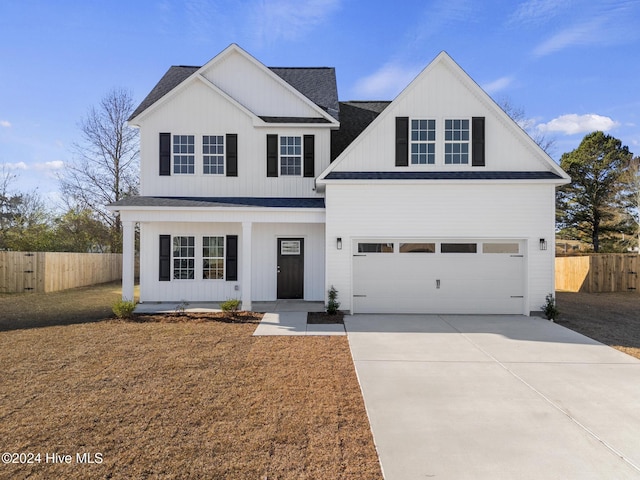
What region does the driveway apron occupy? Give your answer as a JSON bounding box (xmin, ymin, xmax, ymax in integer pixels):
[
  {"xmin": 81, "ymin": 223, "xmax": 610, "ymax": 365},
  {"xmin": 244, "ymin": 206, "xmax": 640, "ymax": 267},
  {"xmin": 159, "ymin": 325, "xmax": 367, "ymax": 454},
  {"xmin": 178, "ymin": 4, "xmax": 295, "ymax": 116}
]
[{"xmin": 345, "ymin": 314, "xmax": 640, "ymax": 480}]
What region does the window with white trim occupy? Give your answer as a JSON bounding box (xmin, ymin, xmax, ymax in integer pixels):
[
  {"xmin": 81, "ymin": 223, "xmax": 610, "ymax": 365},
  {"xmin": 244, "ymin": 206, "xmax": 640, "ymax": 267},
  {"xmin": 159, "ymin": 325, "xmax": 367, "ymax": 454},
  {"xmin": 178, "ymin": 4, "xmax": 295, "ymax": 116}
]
[
  {"xmin": 173, "ymin": 135, "xmax": 195, "ymax": 174},
  {"xmin": 280, "ymin": 136, "xmax": 302, "ymax": 176},
  {"xmin": 173, "ymin": 236, "xmax": 195, "ymax": 279},
  {"xmin": 203, "ymin": 236, "xmax": 224, "ymax": 279},
  {"xmin": 203, "ymin": 136, "xmax": 224, "ymax": 175},
  {"xmin": 444, "ymin": 119, "xmax": 469, "ymax": 164},
  {"xmin": 411, "ymin": 119, "xmax": 436, "ymax": 164}
]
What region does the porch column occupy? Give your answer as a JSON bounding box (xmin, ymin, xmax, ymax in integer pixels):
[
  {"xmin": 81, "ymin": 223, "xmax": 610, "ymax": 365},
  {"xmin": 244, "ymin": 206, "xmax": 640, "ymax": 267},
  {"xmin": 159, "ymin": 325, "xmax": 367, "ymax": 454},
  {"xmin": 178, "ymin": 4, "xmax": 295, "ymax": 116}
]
[
  {"xmin": 241, "ymin": 221, "xmax": 252, "ymax": 311},
  {"xmin": 122, "ymin": 220, "xmax": 135, "ymax": 302}
]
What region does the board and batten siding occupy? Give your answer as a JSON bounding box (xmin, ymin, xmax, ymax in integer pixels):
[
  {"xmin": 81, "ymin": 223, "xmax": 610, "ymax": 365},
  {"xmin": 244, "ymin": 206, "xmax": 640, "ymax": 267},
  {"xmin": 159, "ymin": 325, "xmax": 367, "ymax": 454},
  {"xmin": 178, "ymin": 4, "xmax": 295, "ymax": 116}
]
[
  {"xmin": 138, "ymin": 79, "xmax": 331, "ymax": 198},
  {"xmin": 251, "ymin": 223, "xmax": 325, "ymax": 301},
  {"xmin": 139, "ymin": 221, "xmax": 324, "ymax": 303},
  {"xmin": 201, "ymin": 50, "xmax": 322, "ymax": 119},
  {"xmin": 332, "ymin": 59, "xmax": 551, "ymax": 174},
  {"xmin": 325, "ymin": 183, "xmax": 556, "ymax": 314}
]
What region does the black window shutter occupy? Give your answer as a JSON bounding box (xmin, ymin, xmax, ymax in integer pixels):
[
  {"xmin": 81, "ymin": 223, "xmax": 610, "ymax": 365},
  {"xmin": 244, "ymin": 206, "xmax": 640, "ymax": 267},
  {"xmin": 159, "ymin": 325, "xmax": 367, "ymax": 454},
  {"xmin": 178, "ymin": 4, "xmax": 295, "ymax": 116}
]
[
  {"xmin": 472, "ymin": 117, "xmax": 485, "ymax": 167},
  {"xmin": 395, "ymin": 117, "xmax": 409, "ymax": 166},
  {"xmin": 226, "ymin": 133, "xmax": 238, "ymax": 177},
  {"xmin": 266, "ymin": 134, "xmax": 278, "ymax": 177},
  {"xmin": 159, "ymin": 235, "xmax": 171, "ymax": 281},
  {"xmin": 159, "ymin": 133, "xmax": 171, "ymax": 176},
  {"xmin": 226, "ymin": 235, "xmax": 238, "ymax": 281},
  {"xmin": 303, "ymin": 134, "xmax": 315, "ymax": 177}
]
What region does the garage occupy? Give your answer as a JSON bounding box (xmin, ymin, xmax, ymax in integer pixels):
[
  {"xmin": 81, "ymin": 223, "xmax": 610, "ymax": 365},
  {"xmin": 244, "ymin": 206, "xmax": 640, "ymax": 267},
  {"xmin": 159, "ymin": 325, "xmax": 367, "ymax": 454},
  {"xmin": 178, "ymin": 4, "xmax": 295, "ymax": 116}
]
[{"xmin": 352, "ymin": 240, "xmax": 525, "ymax": 314}]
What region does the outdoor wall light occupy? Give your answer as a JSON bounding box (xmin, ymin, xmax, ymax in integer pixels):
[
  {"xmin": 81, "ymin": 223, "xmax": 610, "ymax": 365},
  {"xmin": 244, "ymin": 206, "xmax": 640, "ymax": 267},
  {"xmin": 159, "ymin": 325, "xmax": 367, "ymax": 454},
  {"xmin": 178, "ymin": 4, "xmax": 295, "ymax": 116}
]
[
  {"xmin": 539, "ymin": 238, "xmax": 547, "ymax": 251},
  {"xmin": 337, "ymin": 237, "xmax": 342, "ymax": 250}
]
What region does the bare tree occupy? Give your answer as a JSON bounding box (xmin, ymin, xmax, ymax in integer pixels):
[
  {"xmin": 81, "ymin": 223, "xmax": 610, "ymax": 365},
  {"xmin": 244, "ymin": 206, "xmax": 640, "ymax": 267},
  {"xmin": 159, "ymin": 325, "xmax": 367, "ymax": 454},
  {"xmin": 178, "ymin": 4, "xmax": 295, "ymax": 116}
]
[
  {"xmin": 625, "ymin": 156, "xmax": 640, "ymax": 251},
  {"xmin": 60, "ymin": 88, "xmax": 139, "ymax": 252},
  {"xmin": 497, "ymin": 96, "xmax": 556, "ymax": 156}
]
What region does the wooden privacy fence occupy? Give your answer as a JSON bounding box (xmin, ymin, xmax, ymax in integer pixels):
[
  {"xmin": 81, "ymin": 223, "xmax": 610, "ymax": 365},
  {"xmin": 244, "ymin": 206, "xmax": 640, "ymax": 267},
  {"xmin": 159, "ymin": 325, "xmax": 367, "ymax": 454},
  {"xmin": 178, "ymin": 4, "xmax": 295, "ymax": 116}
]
[
  {"xmin": 0, "ymin": 252, "xmax": 122, "ymax": 293},
  {"xmin": 555, "ymin": 254, "xmax": 639, "ymax": 293}
]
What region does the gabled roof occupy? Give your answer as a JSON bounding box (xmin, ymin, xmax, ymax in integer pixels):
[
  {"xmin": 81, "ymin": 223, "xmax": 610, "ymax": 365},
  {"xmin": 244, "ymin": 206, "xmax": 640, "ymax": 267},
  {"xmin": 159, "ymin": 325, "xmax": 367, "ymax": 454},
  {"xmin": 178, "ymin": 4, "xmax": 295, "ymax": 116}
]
[
  {"xmin": 319, "ymin": 51, "xmax": 570, "ymax": 184},
  {"xmin": 129, "ymin": 66, "xmax": 198, "ymax": 121},
  {"xmin": 270, "ymin": 68, "xmax": 339, "ymax": 120},
  {"xmin": 331, "ymin": 101, "xmax": 391, "ymax": 160},
  {"xmin": 129, "ymin": 52, "xmax": 339, "ymax": 122}
]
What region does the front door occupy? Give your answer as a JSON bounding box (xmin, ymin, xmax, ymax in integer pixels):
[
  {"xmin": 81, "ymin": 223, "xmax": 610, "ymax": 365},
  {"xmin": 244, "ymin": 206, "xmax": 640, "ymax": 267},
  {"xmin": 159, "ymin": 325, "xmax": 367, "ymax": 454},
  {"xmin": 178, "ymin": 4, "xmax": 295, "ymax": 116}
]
[{"xmin": 277, "ymin": 238, "xmax": 304, "ymax": 299}]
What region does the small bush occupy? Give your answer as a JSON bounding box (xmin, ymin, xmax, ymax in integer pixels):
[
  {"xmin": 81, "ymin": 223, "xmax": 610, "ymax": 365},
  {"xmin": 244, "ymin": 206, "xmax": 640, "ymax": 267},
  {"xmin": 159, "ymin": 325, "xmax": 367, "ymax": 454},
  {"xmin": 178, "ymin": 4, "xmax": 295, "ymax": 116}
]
[
  {"xmin": 542, "ymin": 293, "xmax": 559, "ymax": 321},
  {"xmin": 221, "ymin": 298, "xmax": 241, "ymax": 318},
  {"xmin": 174, "ymin": 300, "xmax": 189, "ymax": 315},
  {"xmin": 112, "ymin": 300, "xmax": 136, "ymax": 319},
  {"xmin": 326, "ymin": 286, "xmax": 340, "ymax": 315}
]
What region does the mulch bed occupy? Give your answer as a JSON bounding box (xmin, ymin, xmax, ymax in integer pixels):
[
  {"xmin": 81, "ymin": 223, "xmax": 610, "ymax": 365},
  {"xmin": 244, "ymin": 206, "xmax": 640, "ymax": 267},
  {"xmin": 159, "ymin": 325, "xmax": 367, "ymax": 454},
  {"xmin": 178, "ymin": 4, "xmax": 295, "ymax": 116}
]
[{"xmin": 307, "ymin": 311, "xmax": 345, "ymax": 324}]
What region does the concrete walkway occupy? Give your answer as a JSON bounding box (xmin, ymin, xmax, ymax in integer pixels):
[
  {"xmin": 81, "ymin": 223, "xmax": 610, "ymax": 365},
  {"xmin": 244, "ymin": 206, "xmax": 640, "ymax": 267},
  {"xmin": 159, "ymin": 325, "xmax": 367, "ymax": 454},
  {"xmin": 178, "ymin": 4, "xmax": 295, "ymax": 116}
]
[
  {"xmin": 345, "ymin": 314, "xmax": 640, "ymax": 480},
  {"xmin": 134, "ymin": 300, "xmax": 344, "ymax": 336}
]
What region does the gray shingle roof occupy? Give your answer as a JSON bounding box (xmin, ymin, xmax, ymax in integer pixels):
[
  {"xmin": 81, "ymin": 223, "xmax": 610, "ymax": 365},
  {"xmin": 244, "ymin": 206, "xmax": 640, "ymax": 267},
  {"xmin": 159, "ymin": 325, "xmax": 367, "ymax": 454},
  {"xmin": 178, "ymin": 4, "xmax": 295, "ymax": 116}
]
[
  {"xmin": 129, "ymin": 64, "xmax": 339, "ymax": 122},
  {"xmin": 109, "ymin": 196, "xmax": 325, "ymax": 209},
  {"xmin": 270, "ymin": 67, "xmax": 339, "ymax": 120},
  {"xmin": 324, "ymin": 171, "xmax": 564, "ymax": 180},
  {"xmin": 129, "ymin": 66, "xmax": 199, "ymax": 120},
  {"xmin": 331, "ymin": 101, "xmax": 391, "ymax": 160}
]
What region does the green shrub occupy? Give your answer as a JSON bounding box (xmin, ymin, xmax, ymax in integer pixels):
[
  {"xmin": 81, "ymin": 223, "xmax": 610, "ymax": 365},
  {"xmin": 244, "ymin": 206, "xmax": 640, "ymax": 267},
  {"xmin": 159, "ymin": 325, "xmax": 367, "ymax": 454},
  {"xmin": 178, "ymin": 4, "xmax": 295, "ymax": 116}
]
[
  {"xmin": 542, "ymin": 293, "xmax": 559, "ymax": 321},
  {"xmin": 326, "ymin": 286, "xmax": 340, "ymax": 315},
  {"xmin": 221, "ymin": 298, "xmax": 241, "ymax": 317},
  {"xmin": 112, "ymin": 300, "xmax": 136, "ymax": 319}
]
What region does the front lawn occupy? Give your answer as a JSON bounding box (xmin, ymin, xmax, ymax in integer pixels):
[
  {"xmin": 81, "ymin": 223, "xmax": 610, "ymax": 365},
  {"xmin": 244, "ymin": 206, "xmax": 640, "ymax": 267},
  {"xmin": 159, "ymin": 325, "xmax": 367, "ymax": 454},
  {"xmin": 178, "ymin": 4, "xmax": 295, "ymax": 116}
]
[
  {"xmin": 556, "ymin": 291, "xmax": 640, "ymax": 359},
  {"xmin": 0, "ymin": 287, "xmax": 382, "ymax": 479}
]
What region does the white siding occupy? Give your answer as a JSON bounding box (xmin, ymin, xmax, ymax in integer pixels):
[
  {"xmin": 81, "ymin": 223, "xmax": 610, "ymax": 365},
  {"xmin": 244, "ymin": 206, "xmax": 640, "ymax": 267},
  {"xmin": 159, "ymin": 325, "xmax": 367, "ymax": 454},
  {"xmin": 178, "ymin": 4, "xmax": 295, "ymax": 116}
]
[
  {"xmin": 330, "ymin": 58, "xmax": 555, "ymax": 174},
  {"xmin": 325, "ymin": 183, "xmax": 556, "ymax": 314},
  {"xmin": 138, "ymin": 221, "xmax": 324, "ymax": 303},
  {"xmin": 251, "ymin": 223, "xmax": 325, "ymax": 301},
  {"xmin": 138, "ymin": 80, "xmax": 331, "ymax": 198},
  {"xmin": 201, "ymin": 50, "xmax": 321, "ymax": 118}
]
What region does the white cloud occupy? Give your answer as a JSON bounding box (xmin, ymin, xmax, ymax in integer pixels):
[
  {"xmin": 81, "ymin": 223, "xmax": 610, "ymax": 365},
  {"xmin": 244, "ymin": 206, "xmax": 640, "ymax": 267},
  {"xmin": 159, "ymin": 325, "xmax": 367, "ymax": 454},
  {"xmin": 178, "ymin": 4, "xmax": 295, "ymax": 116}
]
[
  {"xmin": 35, "ymin": 160, "xmax": 64, "ymax": 171},
  {"xmin": 250, "ymin": 0, "xmax": 341, "ymax": 43},
  {"xmin": 1, "ymin": 162, "xmax": 28, "ymax": 170},
  {"xmin": 537, "ymin": 114, "xmax": 619, "ymax": 135},
  {"xmin": 353, "ymin": 62, "xmax": 423, "ymax": 99},
  {"xmin": 532, "ymin": 19, "xmax": 602, "ymax": 57},
  {"xmin": 508, "ymin": 0, "xmax": 571, "ymax": 26},
  {"xmin": 482, "ymin": 76, "xmax": 514, "ymax": 94},
  {"xmin": 0, "ymin": 120, "xmax": 11, "ymax": 128}
]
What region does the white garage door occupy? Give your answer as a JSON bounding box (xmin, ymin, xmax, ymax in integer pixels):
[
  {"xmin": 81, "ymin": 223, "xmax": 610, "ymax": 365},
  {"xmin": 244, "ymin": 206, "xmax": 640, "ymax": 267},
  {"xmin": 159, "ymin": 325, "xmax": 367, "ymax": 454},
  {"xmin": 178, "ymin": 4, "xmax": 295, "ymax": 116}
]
[{"xmin": 352, "ymin": 240, "xmax": 525, "ymax": 314}]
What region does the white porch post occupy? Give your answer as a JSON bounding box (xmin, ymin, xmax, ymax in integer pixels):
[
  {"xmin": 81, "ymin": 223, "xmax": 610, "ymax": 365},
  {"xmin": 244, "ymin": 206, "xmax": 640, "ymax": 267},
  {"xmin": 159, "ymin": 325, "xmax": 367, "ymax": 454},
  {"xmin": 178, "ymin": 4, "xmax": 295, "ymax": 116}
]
[
  {"xmin": 241, "ymin": 221, "xmax": 252, "ymax": 311},
  {"xmin": 122, "ymin": 220, "xmax": 135, "ymax": 302}
]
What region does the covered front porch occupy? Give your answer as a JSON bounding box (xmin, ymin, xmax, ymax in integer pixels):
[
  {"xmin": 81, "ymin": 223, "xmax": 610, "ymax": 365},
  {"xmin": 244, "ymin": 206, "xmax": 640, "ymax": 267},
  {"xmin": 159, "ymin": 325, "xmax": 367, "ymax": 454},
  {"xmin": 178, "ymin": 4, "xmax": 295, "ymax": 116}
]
[{"xmin": 110, "ymin": 197, "xmax": 326, "ymax": 311}]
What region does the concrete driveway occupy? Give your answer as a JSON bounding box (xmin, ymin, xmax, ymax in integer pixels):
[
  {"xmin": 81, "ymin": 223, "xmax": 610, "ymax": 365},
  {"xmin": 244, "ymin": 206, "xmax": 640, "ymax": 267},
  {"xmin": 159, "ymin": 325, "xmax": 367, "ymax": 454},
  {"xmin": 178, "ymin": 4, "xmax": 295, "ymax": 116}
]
[{"xmin": 345, "ymin": 314, "xmax": 640, "ymax": 480}]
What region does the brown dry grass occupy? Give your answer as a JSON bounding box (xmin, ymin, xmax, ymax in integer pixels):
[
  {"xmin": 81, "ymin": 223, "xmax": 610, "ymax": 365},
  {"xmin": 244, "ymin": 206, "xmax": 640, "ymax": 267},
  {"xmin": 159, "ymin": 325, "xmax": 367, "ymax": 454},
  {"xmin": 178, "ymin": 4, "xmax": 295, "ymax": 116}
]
[
  {"xmin": 0, "ymin": 286, "xmax": 382, "ymax": 479},
  {"xmin": 556, "ymin": 291, "xmax": 640, "ymax": 359}
]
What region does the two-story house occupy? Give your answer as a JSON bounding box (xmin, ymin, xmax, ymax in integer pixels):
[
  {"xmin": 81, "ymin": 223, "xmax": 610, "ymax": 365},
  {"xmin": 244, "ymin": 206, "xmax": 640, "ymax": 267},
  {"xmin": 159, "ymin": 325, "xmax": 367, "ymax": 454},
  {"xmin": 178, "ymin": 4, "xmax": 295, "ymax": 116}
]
[{"xmin": 108, "ymin": 44, "xmax": 569, "ymax": 315}]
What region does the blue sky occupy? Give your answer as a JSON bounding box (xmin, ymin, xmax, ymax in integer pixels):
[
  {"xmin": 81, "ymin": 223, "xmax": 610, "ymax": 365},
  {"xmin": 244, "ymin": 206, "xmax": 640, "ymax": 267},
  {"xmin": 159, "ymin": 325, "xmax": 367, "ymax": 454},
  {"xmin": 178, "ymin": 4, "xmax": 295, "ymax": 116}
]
[{"xmin": 1, "ymin": 0, "xmax": 639, "ymax": 200}]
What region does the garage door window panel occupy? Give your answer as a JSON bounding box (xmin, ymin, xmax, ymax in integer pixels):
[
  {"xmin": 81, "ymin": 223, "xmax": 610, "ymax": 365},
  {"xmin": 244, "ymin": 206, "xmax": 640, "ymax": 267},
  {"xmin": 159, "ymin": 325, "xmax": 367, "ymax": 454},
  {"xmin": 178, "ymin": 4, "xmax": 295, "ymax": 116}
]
[
  {"xmin": 400, "ymin": 243, "xmax": 436, "ymax": 253},
  {"xmin": 358, "ymin": 243, "xmax": 394, "ymax": 253},
  {"xmin": 483, "ymin": 243, "xmax": 519, "ymax": 254},
  {"xmin": 441, "ymin": 243, "xmax": 477, "ymax": 253}
]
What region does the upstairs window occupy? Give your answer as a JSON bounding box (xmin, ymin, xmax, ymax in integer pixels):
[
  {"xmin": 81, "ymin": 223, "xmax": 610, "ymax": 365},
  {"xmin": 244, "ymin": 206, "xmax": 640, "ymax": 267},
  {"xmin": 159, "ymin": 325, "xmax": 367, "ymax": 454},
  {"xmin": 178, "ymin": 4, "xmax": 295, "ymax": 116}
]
[
  {"xmin": 173, "ymin": 135, "xmax": 195, "ymax": 174},
  {"xmin": 444, "ymin": 119, "xmax": 469, "ymax": 164},
  {"xmin": 280, "ymin": 136, "xmax": 302, "ymax": 176},
  {"xmin": 203, "ymin": 135, "xmax": 224, "ymax": 175},
  {"xmin": 411, "ymin": 119, "xmax": 436, "ymax": 164}
]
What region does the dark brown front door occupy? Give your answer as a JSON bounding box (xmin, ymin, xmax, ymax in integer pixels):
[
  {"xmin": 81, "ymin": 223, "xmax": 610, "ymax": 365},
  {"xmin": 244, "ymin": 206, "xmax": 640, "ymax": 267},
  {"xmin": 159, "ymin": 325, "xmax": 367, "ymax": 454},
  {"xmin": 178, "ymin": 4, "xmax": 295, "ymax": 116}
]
[{"xmin": 277, "ymin": 238, "xmax": 304, "ymax": 299}]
